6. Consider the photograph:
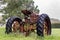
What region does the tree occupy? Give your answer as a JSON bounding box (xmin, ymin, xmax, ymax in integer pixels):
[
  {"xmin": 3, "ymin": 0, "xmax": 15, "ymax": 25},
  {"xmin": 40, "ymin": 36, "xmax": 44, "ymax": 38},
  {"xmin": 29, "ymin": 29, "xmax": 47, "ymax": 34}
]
[{"xmin": 1, "ymin": 0, "xmax": 39, "ymax": 21}]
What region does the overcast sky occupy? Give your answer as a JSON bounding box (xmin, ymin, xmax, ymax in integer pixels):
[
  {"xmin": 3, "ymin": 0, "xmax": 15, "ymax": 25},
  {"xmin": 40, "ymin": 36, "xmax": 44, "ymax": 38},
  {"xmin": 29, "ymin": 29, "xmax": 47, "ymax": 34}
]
[{"xmin": 33, "ymin": 0, "xmax": 60, "ymax": 20}]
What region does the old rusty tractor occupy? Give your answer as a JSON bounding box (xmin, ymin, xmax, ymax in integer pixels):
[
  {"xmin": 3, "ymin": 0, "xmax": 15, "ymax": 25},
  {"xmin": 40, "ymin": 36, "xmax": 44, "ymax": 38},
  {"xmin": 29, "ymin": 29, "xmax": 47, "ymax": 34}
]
[{"xmin": 5, "ymin": 10, "xmax": 51, "ymax": 36}]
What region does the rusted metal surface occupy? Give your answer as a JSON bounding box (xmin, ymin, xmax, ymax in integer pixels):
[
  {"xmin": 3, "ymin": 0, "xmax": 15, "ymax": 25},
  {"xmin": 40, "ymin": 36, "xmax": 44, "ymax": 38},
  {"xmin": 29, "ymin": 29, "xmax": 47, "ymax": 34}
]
[
  {"xmin": 6, "ymin": 10, "xmax": 51, "ymax": 37},
  {"xmin": 12, "ymin": 21, "xmax": 20, "ymax": 32}
]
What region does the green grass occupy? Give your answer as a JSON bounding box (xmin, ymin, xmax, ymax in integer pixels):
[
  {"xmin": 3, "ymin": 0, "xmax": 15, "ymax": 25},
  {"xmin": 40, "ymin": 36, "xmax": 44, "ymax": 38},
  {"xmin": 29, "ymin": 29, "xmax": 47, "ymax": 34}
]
[{"xmin": 0, "ymin": 27, "xmax": 60, "ymax": 40}]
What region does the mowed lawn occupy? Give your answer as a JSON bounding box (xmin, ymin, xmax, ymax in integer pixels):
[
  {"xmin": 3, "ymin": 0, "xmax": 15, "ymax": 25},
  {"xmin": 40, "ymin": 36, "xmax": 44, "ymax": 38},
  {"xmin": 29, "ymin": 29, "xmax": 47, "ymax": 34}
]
[{"xmin": 0, "ymin": 27, "xmax": 60, "ymax": 40}]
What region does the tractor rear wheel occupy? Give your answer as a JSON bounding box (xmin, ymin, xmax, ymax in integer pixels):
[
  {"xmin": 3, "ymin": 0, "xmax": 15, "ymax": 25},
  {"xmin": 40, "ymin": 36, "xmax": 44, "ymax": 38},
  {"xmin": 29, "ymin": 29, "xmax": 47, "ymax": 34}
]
[
  {"xmin": 36, "ymin": 14, "xmax": 51, "ymax": 36},
  {"xmin": 5, "ymin": 16, "xmax": 22, "ymax": 34}
]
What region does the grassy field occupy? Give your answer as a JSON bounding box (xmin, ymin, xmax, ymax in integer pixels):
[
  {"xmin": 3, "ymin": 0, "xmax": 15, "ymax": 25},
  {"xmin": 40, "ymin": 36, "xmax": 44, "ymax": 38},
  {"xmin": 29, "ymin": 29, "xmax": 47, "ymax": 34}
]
[{"xmin": 0, "ymin": 27, "xmax": 60, "ymax": 40}]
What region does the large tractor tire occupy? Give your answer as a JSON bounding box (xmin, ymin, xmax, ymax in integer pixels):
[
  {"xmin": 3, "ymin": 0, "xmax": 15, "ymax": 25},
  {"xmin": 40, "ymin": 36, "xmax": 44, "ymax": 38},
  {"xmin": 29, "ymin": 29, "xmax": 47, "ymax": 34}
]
[
  {"xmin": 36, "ymin": 14, "xmax": 51, "ymax": 36},
  {"xmin": 5, "ymin": 16, "xmax": 22, "ymax": 34}
]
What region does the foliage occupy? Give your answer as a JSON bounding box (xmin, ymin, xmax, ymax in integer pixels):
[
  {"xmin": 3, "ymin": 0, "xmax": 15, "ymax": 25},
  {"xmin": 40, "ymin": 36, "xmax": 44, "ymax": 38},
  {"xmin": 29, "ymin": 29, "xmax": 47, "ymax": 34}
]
[
  {"xmin": 52, "ymin": 23, "xmax": 60, "ymax": 28},
  {"xmin": 1, "ymin": 0, "xmax": 39, "ymax": 21}
]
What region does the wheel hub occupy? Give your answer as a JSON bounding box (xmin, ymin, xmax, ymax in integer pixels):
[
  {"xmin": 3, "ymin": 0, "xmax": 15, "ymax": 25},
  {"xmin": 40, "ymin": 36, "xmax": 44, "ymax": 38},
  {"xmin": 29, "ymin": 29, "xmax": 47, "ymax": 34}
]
[
  {"xmin": 12, "ymin": 21, "xmax": 20, "ymax": 32},
  {"xmin": 44, "ymin": 21, "xmax": 48, "ymax": 35}
]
